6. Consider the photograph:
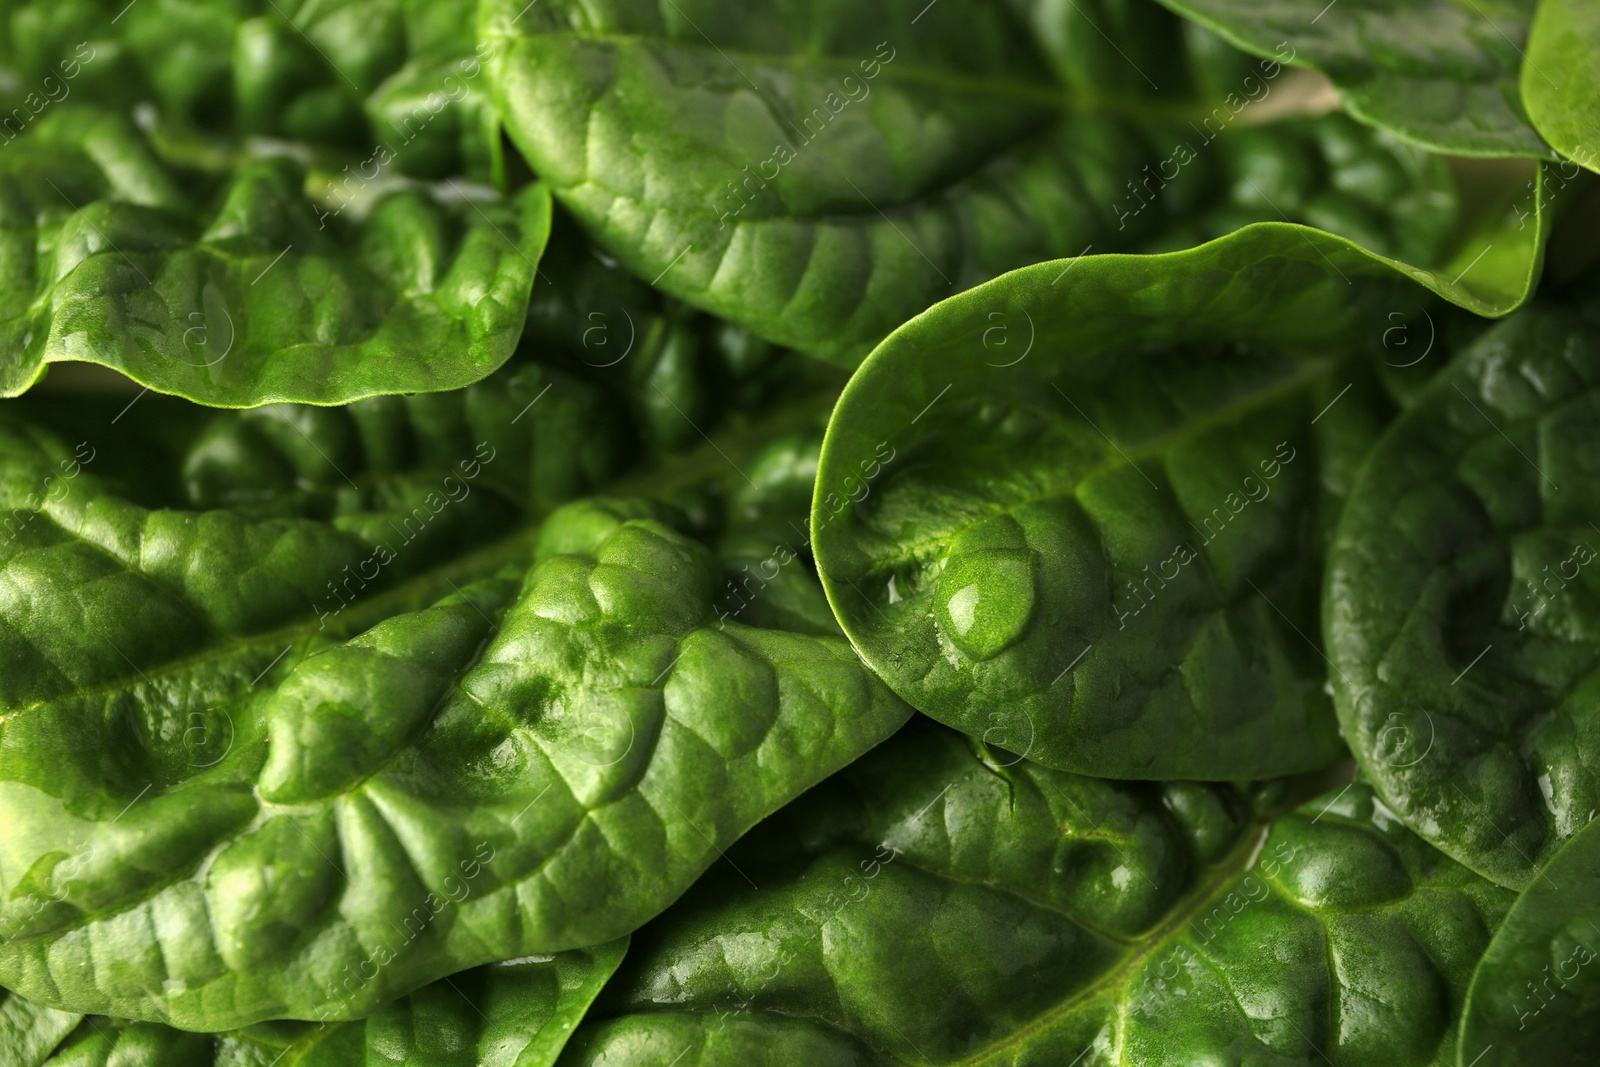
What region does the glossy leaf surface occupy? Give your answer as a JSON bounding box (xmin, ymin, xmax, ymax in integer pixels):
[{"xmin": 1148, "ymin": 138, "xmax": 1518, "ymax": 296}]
[
  {"xmin": 813, "ymin": 224, "xmax": 1444, "ymax": 778},
  {"xmin": 0, "ymin": 108, "xmax": 548, "ymax": 406},
  {"xmin": 1522, "ymin": 0, "xmax": 1600, "ymax": 175},
  {"xmin": 560, "ymin": 720, "xmax": 1513, "ymax": 1066},
  {"xmin": 0, "ymin": 947, "xmax": 623, "ymax": 1066},
  {"xmin": 1158, "ymin": 0, "xmax": 1550, "ymax": 157},
  {"xmin": 1460, "ymin": 816, "xmax": 1600, "ymax": 1066},
  {"xmin": 483, "ymin": 0, "xmax": 1542, "ymax": 367},
  {"xmin": 0, "ymin": 328, "xmax": 906, "ymax": 1029},
  {"xmin": 1328, "ymin": 296, "xmax": 1600, "ymax": 888}
]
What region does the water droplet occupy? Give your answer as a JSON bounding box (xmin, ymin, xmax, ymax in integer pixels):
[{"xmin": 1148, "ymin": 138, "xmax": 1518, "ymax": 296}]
[{"xmin": 937, "ymin": 549, "xmax": 1035, "ymax": 660}]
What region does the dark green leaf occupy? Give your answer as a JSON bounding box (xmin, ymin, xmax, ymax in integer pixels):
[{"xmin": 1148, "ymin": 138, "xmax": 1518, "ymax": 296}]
[
  {"xmin": 813, "ymin": 224, "xmax": 1449, "ymax": 778},
  {"xmin": 560, "ymin": 720, "xmax": 1513, "ymax": 1066},
  {"xmin": 1522, "ymin": 0, "xmax": 1600, "ymax": 175},
  {"xmin": 1328, "ymin": 295, "xmax": 1600, "ymax": 888},
  {"xmin": 0, "ymin": 946, "xmax": 623, "ymax": 1066},
  {"xmin": 1460, "ymin": 816, "xmax": 1600, "ymax": 1067},
  {"xmin": 0, "ymin": 0, "xmax": 498, "ymax": 181},
  {"xmin": 0, "ymin": 337, "xmax": 906, "ymax": 1029},
  {"xmin": 1156, "ymin": 0, "xmax": 1551, "ymax": 158},
  {"xmin": 0, "ymin": 108, "xmax": 547, "ymax": 406},
  {"xmin": 482, "ymin": 0, "xmax": 1541, "ymax": 367}
]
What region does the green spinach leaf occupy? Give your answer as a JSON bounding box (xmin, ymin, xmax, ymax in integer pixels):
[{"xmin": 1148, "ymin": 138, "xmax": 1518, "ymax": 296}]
[
  {"xmin": 560, "ymin": 720, "xmax": 1513, "ymax": 1066},
  {"xmin": 1327, "ymin": 295, "xmax": 1600, "ymax": 888},
  {"xmin": 0, "ymin": 946, "xmax": 623, "ymax": 1065},
  {"xmin": 812, "ymin": 224, "xmax": 1449, "ymax": 778},
  {"xmin": 1522, "ymin": 0, "xmax": 1600, "ymax": 175},
  {"xmin": 1156, "ymin": 0, "xmax": 1551, "ymax": 158},
  {"xmin": 1459, "ymin": 816, "xmax": 1600, "ymax": 1066},
  {"xmin": 0, "ymin": 343, "xmax": 906, "ymax": 1029},
  {"xmin": 0, "ymin": 0, "xmax": 498, "ymax": 181},
  {"xmin": 0, "ymin": 108, "xmax": 547, "ymax": 406},
  {"xmin": 482, "ymin": 0, "xmax": 1541, "ymax": 367}
]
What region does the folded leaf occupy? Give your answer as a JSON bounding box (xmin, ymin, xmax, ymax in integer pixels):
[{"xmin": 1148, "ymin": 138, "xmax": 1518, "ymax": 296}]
[
  {"xmin": 0, "ymin": 0, "xmax": 497, "ymax": 180},
  {"xmin": 1460, "ymin": 817, "xmax": 1600, "ymax": 1066},
  {"xmin": 0, "ymin": 945, "xmax": 623, "ymax": 1066},
  {"xmin": 812, "ymin": 224, "xmax": 1463, "ymax": 778},
  {"xmin": 0, "ymin": 108, "xmax": 548, "ymax": 405},
  {"xmin": 1328, "ymin": 295, "xmax": 1600, "ymax": 888},
  {"xmin": 1522, "ymin": 0, "xmax": 1600, "ymax": 175},
  {"xmin": 483, "ymin": 0, "xmax": 1541, "ymax": 367},
  {"xmin": 0, "ymin": 340, "xmax": 907, "ymax": 1029},
  {"xmin": 560, "ymin": 719, "xmax": 1513, "ymax": 1066},
  {"xmin": 1156, "ymin": 0, "xmax": 1551, "ymax": 158}
]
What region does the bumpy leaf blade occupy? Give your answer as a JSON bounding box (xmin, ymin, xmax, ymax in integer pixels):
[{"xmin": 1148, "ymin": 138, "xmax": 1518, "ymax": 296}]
[
  {"xmin": 1459, "ymin": 817, "xmax": 1600, "ymax": 1066},
  {"xmin": 812, "ymin": 224, "xmax": 1470, "ymax": 778},
  {"xmin": 0, "ymin": 0, "xmax": 498, "ymax": 180},
  {"xmin": 559, "ymin": 720, "xmax": 1513, "ymax": 1066},
  {"xmin": 1522, "ymin": 0, "xmax": 1600, "ymax": 175},
  {"xmin": 0, "ymin": 337, "xmax": 907, "ymax": 1029},
  {"xmin": 1156, "ymin": 0, "xmax": 1551, "ymax": 158},
  {"xmin": 1328, "ymin": 295, "xmax": 1600, "ymax": 888},
  {"xmin": 483, "ymin": 0, "xmax": 1538, "ymax": 366},
  {"xmin": 0, "ymin": 108, "xmax": 547, "ymax": 406},
  {"xmin": 0, "ymin": 946, "xmax": 623, "ymax": 1066}
]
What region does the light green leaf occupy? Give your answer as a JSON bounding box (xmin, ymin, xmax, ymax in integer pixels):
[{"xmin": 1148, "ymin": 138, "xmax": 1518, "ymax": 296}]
[
  {"xmin": 1459, "ymin": 816, "xmax": 1600, "ymax": 1066},
  {"xmin": 1328, "ymin": 293, "xmax": 1600, "ymax": 888},
  {"xmin": 1522, "ymin": 0, "xmax": 1600, "ymax": 174},
  {"xmin": 0, "ymin": 328, "xmax": 906, "ymax": 1029},
  {"xmin": 482, "ymin": 0, "xmax": 1543, "ymax": 367},
  {"xmin": 0, "ymin": 108, "xmax": 547, "ymax": 406},
  {"xmin": 560, "ymin": 720, "xmax": 1513, "ymax": 1066},
  {"xmin": 813, "ymin": 223, "xmax": 1475, "ymax": 778},
  {"xmin": 1156, "ymin": 0, "xmax": 1552, "ymax": 158},
  {"xmin": 0, "ymin": 946, "xmax": 623, "ymax": 1065}
]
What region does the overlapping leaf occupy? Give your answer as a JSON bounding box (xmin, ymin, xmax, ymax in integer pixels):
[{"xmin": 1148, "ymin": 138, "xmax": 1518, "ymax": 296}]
[
  {"xmin": 0, "ymin": 0, "xmax": 497, "ymax": 180},
  {"xmin": 1157, "ymin": 0, "xmax": 1550, "ymax": 158},
  {"xmin": 0, "ymin": 107, "xmax": 547, "ymax": 405},
  {"xmin": 1461, "ymin": 817, "xmax": 1600, "ymax": 1066},
  {"xmin": 811, "ymin": 224, "xmax": 1454, "ymax": 778},
  {"xmin": 1328, "ymin": 294, "xmax": 1600, "ymax": 888},
  {"xmin": 0, "ymin": 309, "xmax": 906, "ymax": 1029},
  {"xmin": 0, "ymin": 946, "xmax": 623, "ymax": 1066},
  {"xmin": 558, "ymin": 719, "xmax": 1513, "ymax": 1066},
  {"xmin": 482, "ymin": 0, "xmax": 1546, "ymax": 367},
  {"xmin": 1522, "ymin": 0, "xmax": 1600, "ymax": 174}
]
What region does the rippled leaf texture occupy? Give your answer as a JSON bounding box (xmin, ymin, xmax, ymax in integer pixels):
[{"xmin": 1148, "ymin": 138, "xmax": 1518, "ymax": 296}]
[
  {"xmin": 0, "ymin": 107, "xmax": 547, "ymax": 405},
  {"xmin": 0, "ymin": 0, "xmax": 496, "ymax": 180},
  {"xmin": 811, "ymin": 225, "xmax": 1464, "ymax": 778},
  {"xmin": 1157, "ymin": 0, "xmax": 1550, "ymax": 158},
  {"xmin": 0, "ymin": 343, "xmax": 906, "ymax": 1028},
  {"xmin": 1460, "ymin": 816, "xmax": 1600, "ymax": 1066},
  {"xmin": 1327, "ymin": 295, "xmax": 1600, "ymax": 888},
  {"xmin": 1522, "ymin": 0, "xmax": 1600, "ymax": 175},
  {"xmin": 0, "ymin": 947, "xmax": 623, "ymax": 1066},
  {"xmin": 558, "ymin": 719, "xmax": 1513, "ymax": 1066},
  {"xmin": 481, "ymin": 0, "xmax": 1546, "ymax": 366}
]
